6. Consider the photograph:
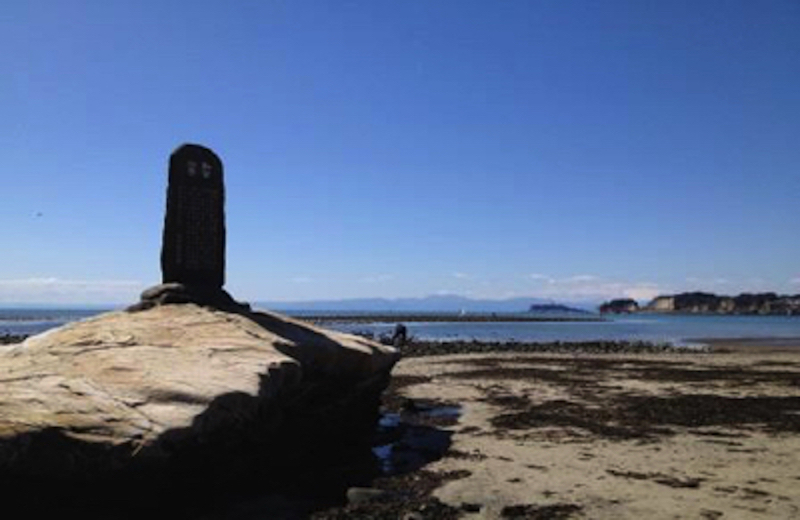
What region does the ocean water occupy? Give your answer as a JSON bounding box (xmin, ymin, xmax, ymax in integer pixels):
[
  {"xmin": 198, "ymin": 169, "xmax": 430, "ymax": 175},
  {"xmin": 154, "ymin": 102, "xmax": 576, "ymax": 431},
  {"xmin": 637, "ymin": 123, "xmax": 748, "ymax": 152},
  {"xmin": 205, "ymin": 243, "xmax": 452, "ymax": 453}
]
[
  {"xmin": 325, "ymin": 314, "xmax": 800, "ymax": 346},
  {"xmin": 2, "ymin": 308, "xmax": 800, "ymax": 346}
]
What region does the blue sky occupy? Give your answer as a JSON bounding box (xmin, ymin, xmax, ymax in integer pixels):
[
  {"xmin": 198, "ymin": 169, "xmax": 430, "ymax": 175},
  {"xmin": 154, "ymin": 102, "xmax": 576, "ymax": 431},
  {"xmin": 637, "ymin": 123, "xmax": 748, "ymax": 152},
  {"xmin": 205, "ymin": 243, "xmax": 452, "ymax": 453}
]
[{"xmin": 1, "ymin": 1, "xmax": 798, "ymax": 305}]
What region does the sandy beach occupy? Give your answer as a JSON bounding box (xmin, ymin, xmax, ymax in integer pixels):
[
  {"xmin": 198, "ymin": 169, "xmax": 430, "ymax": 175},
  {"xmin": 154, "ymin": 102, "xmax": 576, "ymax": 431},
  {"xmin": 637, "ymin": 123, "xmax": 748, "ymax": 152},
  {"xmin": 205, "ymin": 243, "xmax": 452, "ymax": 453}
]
[{"xmin": 337, "ymin": 340, "xmax": 800, "ymax": 519}]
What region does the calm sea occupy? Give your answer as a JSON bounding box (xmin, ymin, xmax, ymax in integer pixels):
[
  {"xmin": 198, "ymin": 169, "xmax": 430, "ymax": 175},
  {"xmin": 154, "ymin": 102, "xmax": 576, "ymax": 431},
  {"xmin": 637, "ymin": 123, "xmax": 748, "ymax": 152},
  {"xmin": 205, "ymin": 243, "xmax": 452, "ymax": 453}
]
[
  {"xmin": 3, "ymin": 307, "xmax": 800, "ymax": 347},
  {"xmin": 0, "ymin": 308, "xmax": 116, "ymax": 336},
  {"xmin": 329, "ymin": 314, "xmax": 800, "ymax": 346}
]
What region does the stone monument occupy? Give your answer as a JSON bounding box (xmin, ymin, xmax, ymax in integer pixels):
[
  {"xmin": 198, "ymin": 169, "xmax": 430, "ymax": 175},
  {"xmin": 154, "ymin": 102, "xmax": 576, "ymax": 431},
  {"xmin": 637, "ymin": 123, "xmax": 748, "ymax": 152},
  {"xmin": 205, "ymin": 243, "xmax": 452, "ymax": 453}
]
[
  {"xmin": 130, "ymin": 143, "xmax": 246, "ymax": 311},
  {"xmin": 161, "ymin": 143, "xmax": 225, "ymax": 288}
]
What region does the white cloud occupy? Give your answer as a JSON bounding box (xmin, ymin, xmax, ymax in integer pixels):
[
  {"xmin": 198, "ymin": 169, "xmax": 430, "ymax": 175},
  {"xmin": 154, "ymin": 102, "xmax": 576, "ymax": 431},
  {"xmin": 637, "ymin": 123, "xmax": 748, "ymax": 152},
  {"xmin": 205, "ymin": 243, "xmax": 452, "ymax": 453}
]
[
  {"xmin": 452, "ymin": 272, "xmax": 470, "ymax": 279},
  {"xmin": 622, "ymin": 284, "xmax": 662, "ymax": 301},
  {"xmin": 527, "ymin": 274, "xmax": 602, "ymax": 285},
  {"xmin": 682, "ymin": 276, "xmax": 783, "ymax": 294},
  {"xmin": 359, "ymin": 274, "xmax": 395, "ymax": 283},
  {"xmin": 522, "ymin": 274, "xmax": 665, "ymax": 303},
  {"xmin": 0, "ymin": 277, "xmax": 144, "ymax": 304},
  {"xmin": 790, "ymin": 277, "xmax": 800, "ymax": 286},
  {"xmin": 685, "ymin": 276, "xmax": 732, "ymax": 287},
  {"xmin": 290, "ymin": 276, "xmax": 313, "ymax": 284},
  {"xmin": 564, "ymin": 274, "xmax": 599, "ymax": 283}
]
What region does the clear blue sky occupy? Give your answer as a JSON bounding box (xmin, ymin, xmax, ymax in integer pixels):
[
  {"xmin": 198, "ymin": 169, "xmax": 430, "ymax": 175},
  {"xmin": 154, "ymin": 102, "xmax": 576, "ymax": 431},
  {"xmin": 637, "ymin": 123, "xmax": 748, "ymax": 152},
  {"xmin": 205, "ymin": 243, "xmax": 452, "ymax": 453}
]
[{"xmin": 2, "ymin": 0, "xmax": 798, "ymax": 304}]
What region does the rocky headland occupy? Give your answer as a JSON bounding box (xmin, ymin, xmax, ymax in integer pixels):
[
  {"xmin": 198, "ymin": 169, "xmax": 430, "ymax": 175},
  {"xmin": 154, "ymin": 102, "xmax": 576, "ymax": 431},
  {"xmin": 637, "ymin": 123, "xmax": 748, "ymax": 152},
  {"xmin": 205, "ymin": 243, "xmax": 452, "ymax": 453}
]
[
  {"xmin": 601, "ymin": 292, "xmax": 800, "ymax": 316},
  {"xmin": 598, "ymin": 298, "xmax": 640, "ymax": 314}
]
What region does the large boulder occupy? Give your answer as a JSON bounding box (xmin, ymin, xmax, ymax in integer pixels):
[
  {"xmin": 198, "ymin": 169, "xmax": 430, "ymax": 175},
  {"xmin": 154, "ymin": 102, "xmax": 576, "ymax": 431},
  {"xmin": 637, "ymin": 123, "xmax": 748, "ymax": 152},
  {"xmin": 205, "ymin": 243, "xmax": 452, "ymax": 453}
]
[{"xmin": 0, "ymin": 303, "xmax": 399, "ymax": 484}]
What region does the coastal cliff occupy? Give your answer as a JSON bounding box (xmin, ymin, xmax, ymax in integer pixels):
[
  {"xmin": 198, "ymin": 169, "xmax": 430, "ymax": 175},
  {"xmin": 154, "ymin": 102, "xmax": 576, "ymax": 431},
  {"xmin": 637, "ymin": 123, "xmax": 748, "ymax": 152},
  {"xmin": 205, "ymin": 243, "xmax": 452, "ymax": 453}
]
[
  {"xmin": 598, "ymin": 299, "xmax": 639, "ymax": 314},
  {"xmin": 601, "ymin": 292, "xmax": 800, "ymax": 315}
]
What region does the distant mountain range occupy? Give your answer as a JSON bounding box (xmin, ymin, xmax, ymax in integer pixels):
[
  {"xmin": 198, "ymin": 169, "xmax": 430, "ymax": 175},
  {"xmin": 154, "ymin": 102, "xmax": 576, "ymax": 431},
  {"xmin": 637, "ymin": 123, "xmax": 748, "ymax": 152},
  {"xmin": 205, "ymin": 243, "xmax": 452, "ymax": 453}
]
[{"xmin": 257, "ymin": 295, "xmax": 597, "ymax": 314}]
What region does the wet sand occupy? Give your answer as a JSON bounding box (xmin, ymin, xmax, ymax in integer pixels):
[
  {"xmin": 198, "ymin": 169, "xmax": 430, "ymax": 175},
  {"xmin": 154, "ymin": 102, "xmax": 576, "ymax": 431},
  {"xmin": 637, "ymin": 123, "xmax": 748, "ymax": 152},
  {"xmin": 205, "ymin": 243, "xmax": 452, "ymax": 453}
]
[
  {"xmin": 364, "ymin": 340, "xmax": 800, "ymax": 519},
  {"xmin": 698, "ymin": 337, "xmax": 800, "ymax": 354}
]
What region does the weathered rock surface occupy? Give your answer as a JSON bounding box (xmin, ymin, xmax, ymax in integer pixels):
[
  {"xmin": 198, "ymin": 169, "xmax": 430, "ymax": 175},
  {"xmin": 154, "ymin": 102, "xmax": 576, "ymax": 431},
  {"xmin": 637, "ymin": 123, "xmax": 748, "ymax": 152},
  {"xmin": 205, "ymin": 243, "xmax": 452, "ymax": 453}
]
[
  {"xmin": 128, "ymin": 281, "xmax": 251, "ymax": 312},
  {"xmin": 0, "ymin": 303, "xmax": 399, "ymax": 482}
]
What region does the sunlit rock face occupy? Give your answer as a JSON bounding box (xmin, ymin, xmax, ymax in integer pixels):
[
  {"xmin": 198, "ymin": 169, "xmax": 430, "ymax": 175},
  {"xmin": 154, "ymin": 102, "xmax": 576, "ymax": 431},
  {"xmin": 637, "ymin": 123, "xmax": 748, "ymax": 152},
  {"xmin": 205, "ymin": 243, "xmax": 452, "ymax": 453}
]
[
  {"xmin": 644, "ymin": 292, "xmax": 800, "ymax": 315},
  {"xmin": 0, "ymin": 303, "xmax": 399, "ymax": 480},
  {"xmin": 647, "ymin": 296, "xmax": 675, "ymax": 312}
]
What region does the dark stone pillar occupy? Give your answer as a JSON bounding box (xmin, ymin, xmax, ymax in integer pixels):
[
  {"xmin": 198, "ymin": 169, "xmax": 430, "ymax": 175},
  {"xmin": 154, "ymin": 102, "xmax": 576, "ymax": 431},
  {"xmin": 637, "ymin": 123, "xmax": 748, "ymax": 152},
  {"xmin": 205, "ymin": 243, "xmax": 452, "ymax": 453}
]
[{"xmin": 160, "ymin": 144, "xmax": 225, "ymax": 289}]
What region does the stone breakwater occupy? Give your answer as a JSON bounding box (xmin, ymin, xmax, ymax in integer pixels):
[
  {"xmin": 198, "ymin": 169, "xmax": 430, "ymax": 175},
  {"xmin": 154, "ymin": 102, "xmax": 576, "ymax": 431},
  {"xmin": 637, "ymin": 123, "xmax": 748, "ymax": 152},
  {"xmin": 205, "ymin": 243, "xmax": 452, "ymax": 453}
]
[
  {"xmin": 394, "ymin": 339, "xmax": 710, "ymax": 358},
  {"xmin": 303, "ymin": 313, "xmax": 603, "ymax": 324}
]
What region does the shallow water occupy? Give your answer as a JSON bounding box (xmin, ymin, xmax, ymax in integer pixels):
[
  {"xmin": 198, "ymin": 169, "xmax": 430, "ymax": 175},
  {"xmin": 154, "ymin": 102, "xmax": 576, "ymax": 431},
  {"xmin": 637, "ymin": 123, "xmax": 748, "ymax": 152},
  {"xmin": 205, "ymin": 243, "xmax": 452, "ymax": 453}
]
[{"xmin": 373, "ymin": 403, "xmax": 460, "ymax": 475}]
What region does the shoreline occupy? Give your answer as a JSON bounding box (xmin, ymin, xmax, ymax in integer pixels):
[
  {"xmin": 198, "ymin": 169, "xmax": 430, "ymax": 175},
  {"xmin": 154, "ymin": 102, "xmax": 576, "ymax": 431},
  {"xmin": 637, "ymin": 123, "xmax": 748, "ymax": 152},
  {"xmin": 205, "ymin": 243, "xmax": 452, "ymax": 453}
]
[
  {"xmin": 350, "ymin": 339, "xmax": 800, "ymax": 519},
  {"xmin": 396, "ymin": 339, "xmax": 710, "ymax": 357},
  {"xmin": 690, "ymin": 336, "xmax": 800, "ymax": 353},
  {"xmin": 299, "ymin": 313, "xmax": 603, "ymax": 324}
]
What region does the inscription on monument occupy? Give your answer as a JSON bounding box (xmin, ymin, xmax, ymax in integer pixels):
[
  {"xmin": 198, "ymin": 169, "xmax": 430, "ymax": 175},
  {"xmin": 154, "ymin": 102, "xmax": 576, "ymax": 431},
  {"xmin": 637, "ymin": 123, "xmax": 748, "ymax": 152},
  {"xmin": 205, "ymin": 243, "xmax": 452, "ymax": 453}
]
[{"xmin": 161, "ymin": 144, "xmax": 225, "ymax": 288}]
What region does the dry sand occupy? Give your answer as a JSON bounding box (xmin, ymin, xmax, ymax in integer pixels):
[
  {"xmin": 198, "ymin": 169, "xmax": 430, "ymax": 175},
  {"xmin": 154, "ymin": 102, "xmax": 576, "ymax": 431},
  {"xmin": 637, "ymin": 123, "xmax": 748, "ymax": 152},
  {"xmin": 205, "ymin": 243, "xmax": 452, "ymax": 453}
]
[{"xmin": 388, "ymin": 344, "xmax": 800, "ymax": 519}]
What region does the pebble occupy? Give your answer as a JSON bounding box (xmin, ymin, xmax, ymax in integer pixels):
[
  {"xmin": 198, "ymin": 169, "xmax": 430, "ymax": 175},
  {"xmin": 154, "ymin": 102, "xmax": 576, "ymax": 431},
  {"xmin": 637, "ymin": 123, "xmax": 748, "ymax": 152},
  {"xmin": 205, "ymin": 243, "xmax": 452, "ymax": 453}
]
[{"xmin": 397, "ymin": 339, "xmax": 709, "ymax": 358}]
